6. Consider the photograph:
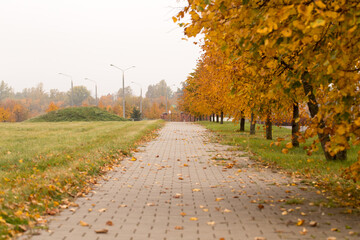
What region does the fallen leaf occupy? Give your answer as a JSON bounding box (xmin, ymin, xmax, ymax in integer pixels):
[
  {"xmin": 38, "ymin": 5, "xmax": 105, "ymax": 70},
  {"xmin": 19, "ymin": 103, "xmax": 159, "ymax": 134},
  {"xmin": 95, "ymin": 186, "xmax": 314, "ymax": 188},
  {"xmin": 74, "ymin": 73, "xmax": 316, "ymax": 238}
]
[
  {"xmin": 281, "ymin": 211, "xmax": 288, "ymax": 215},
  {"xmin": 119, "ymin": 204, "xmax": 127, "ymax": 208},
  {"xmin": 131, "ymin": 157, "xmax": 137, "ymax": 161},
  {"xmin": 258, "ymin": 204, "xmax": 264, "ymax": 210},
  {"xmin": 223, "ymin": 208, "xmax": 232, "ymax": 213},
  {"xmin": 299, "ymin": 227, "xmax": 308, "ymax": 235},
  {"xmin": 203, "ymin": 208, "xmax": 209, "ymax": 212},
  {"xmin": 331, "ymin": 228, "xmax": 339, "ymax": 232},
  {"xmin": 180, "ymin": 212, "xmax": 186, "ymax": 216},
  {"xmin": 207, "ymin": 221, "xmax": 215, "ymax": 226},
  {"xmin": 95, "ymin": 229, "xmax": 108, "ymax": 234},
  {"xmin": 98, "ymin": 208, "xmax": 107, "ymax": 213},
  {"xmin": 178, "ymin": 177, "xmax": 184, "ymax": 180},
  {"xmin": 174, "ymin": 226, "xmax": 183, "ymax": 230},
  {"xmin": 79, "ymin": 220, "xmax": 89, "ymax": 227},
  {"xmin": 189, "ymin": 217, "xmax": 198, "ymax": 221},
  {"xmin": 327, "ymin": 238, "xmax": 336, "ymax": 240},
  {"xmin": 309, "ymin": 221, "xmax": 317, "ymax": 227},
  {"xmin": 173, "ymin": 193, "xmax": 182, "ymax": 198},
  {"xmin": 88, "ymin": 208, "xmax": 92, "ymax": 212},
  {"xmin": 106, "ymin": 221, "xmax": 113, "ymax": 226},
  {"xmin": 254, "ymin": 237, "xmax": 267, "ymax": 240},
  {"xmin": 146, "ymin": 203, "xmax": 156, "ymax": 206},
  {"xmin": 46, "ymin": 209, "xmax": 58, "ymax": 215},
  {"xmin": 215, "ymin": 198, "xmax": 224, "ymax": 202},
  {"xmin": 297, "ymin": 219, "xmax": 305, "ymax": 226},
  {"xmin": 192, "ymin": 189, "xmax": 201, "ymax": 192}
]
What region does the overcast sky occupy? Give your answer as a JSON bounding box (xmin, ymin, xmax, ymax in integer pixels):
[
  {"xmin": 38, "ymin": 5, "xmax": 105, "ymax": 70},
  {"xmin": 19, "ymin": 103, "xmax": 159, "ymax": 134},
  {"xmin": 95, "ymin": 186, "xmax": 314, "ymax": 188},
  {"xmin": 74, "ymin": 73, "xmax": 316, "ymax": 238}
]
[{"xmin": 0, "ymin": 0, "xmax": 201, "ymax": 97}]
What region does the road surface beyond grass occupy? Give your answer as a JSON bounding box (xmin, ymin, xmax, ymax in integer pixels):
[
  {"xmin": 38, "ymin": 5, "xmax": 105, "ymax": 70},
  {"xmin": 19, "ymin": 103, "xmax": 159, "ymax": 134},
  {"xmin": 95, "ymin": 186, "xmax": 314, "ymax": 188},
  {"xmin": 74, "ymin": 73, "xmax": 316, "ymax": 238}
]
[{"xmin": 0, "ymin": 120, "xmax": 163, "ymax": 239}]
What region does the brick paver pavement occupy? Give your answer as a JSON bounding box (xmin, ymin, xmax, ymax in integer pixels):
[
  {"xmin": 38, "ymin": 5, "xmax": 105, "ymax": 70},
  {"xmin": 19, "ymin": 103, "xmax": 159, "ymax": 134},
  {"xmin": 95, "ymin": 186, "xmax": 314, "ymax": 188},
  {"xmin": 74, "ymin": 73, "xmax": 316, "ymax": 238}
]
[{"xmin": 20, "ymin": 122, "xmax": 359, "ymax": 240}]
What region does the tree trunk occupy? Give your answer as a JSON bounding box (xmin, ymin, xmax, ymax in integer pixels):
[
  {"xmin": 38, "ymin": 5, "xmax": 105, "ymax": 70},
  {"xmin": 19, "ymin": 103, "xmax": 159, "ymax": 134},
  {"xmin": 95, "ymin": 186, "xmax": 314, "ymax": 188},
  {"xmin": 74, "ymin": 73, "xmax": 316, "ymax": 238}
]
[
  {"xmin": 292, "ymin": 102, "xmax": 300, "ymax": 147},
  {"xmin": 250, "ymin": 113, "xmax": 256, "ymax": 135},
  {"xmin": 220, "ymin": 111, "xmax": 224, "ymax": 124},
  {"xmin": 302, "ymin": 72, "xmax": 346, "ymax": 160},
  {"xmin": 265, "ymin": 113, "xmax": 272, "ymax": 140},
  {"xmin": 216, "ymin": 114, "xmax": 219, "ymax": 123},
  {"xmin": 240, "ymin": 111, "xmax": 245, "ymax": 132}
]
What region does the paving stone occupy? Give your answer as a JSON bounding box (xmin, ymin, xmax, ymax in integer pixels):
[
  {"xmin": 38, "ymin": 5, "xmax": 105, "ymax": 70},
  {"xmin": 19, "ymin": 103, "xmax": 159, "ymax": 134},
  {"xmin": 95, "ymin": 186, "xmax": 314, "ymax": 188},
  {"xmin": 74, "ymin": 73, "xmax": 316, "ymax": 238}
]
[{"xmin": 19, "ymin": 122, "xmax": 360, "ymax": 240}]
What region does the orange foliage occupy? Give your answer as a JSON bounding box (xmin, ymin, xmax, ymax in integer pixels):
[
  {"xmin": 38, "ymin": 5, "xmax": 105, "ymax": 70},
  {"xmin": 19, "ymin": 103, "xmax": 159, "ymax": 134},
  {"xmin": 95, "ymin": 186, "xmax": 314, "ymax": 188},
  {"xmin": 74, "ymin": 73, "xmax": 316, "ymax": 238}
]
[
  {"xmin": 46, "ymin": 102, "xmax": 59, "ymax": 112},
  {"xmin": 0, "ymin": 107, "xmax": 10, "ymax": 122}
]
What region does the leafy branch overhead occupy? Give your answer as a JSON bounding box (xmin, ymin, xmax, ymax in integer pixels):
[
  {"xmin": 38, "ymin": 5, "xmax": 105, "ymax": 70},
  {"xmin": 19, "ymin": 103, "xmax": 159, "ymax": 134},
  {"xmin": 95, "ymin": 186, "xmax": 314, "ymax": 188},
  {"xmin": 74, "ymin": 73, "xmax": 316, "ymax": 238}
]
[{"xmin": 176, "ymin": 0, "xmax": 360, "ymax": 176}]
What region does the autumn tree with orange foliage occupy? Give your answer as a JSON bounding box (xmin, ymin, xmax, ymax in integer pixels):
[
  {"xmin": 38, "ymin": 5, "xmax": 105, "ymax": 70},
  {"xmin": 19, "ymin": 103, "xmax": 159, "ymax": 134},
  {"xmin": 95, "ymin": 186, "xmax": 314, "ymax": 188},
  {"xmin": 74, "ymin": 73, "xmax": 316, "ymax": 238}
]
[
  {"xmin": 0, "ymin": 107, "xmax": 10, "ymax": 122},
  {"xmin": 175, "ymin": 0, "xmax": 360, "ymax": 164},
  {"xmin": 46, "ymin": 102, "xmax": 59, "ymax": 112}
]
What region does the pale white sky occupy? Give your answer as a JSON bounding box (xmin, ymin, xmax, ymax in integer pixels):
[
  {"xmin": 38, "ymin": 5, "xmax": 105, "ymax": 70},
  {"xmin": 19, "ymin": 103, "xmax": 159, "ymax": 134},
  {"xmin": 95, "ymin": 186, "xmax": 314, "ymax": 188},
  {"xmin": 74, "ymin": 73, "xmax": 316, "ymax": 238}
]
[{"xmin": 0, "ymin": 0, "xmax": 200, "ymax": 97}]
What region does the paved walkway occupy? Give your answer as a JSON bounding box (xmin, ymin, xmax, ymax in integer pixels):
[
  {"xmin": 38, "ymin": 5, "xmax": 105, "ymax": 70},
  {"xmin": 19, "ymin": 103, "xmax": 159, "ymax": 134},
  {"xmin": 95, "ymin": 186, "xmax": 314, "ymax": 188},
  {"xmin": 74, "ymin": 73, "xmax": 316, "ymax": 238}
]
[{"xmin": 21, "ymin": 122, "xmax": 359, "ymax": 240}]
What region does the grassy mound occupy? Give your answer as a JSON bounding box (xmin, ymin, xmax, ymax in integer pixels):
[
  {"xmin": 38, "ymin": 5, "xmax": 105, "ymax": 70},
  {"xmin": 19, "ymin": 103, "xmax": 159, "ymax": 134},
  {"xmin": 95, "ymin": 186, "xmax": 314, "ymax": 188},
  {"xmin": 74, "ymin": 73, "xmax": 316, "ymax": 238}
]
[{"xmin": 28, "ymin": 107, "xmax": 128, "ymax": 122}]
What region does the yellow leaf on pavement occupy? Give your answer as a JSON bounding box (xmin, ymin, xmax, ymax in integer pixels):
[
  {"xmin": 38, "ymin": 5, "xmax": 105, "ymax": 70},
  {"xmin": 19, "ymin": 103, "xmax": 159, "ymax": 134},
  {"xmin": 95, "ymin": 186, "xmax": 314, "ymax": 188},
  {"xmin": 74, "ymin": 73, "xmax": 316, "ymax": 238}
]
[
  {"xmin": 95, "ymin": 229, "xmax": 108, "ymax": 234},
  {"xmin": 297, "ymin": 219, "xmax": 305, "ymax": 226},
  {"xmin": 79, "ymin": 220, "xmax": 89, "ymax": 227}
]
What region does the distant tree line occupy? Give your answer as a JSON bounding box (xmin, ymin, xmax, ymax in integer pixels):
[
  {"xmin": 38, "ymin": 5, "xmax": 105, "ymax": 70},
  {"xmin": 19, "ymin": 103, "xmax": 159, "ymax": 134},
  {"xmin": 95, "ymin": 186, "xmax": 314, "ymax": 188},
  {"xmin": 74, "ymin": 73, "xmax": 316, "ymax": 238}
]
[{"xmin": 0, "ymin": 80, "xmax": 181, "ymax": 122}]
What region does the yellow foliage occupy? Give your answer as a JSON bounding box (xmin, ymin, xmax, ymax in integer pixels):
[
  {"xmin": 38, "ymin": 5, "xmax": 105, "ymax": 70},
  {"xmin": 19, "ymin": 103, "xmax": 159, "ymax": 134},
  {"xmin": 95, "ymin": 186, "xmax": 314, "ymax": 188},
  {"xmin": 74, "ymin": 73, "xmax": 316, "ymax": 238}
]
[
  {"xmin": 176, "ymin": 0, "xmax": 360, "ymax": 166},
  {"xmin": 46, "ymin": 102, "xmax": 59, "ymax": 113}
]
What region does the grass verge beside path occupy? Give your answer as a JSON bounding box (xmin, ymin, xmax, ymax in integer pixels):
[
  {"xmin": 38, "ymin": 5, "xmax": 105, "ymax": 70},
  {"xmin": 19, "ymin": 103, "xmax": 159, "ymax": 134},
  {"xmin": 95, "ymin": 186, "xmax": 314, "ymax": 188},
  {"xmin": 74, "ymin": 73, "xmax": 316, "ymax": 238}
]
[
  {"xmin": 199, "ymin": 121, "xmax": 360, "ymax": 210},
  {"xmin": 0, "ymin": 120, "xmax": 163, "ymax": 239}
]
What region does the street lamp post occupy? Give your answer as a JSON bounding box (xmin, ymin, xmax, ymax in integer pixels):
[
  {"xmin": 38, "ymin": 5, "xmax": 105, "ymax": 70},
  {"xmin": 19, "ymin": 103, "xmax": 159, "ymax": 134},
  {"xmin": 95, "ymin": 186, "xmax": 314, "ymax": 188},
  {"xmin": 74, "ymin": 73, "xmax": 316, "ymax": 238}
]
[
  {"xmin": 161, "ymin": 80, "xmax": 168, "ymax": 114},
  {"xmin": 58, "ymin": 73, "xmax": 74, "ymax": 106},
  {"xmin": 84, "ymin": 78, "xmax": 98, "ymax": 106},
  {"xmin": 110, "ymin": 64, "xmax": 135, "ymax": 118},
  {"xmin": 131, "ymin": 81, "xmax": 142, "ymax": 119}
]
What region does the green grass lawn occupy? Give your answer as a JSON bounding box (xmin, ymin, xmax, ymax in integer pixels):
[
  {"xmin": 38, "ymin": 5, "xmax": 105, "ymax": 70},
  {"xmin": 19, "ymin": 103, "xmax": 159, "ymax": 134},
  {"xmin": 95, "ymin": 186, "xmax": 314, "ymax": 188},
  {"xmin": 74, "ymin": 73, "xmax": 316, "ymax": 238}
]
[
  {"xmin": 199, "ymin": 121, "xmax": 360, "ymax": 209},
  {"xmin": 0, "ymin": 120, "xmax": 163, "ymax": 239}
]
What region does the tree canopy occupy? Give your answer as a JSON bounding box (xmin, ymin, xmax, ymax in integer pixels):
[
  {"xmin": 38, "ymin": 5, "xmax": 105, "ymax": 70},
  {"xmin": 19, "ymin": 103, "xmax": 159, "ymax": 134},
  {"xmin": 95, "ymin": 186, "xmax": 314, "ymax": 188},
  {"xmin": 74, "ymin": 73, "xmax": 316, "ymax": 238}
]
[{"xmin": 175, "ymin": 0, "xmax": 360, "ymax": 166}]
